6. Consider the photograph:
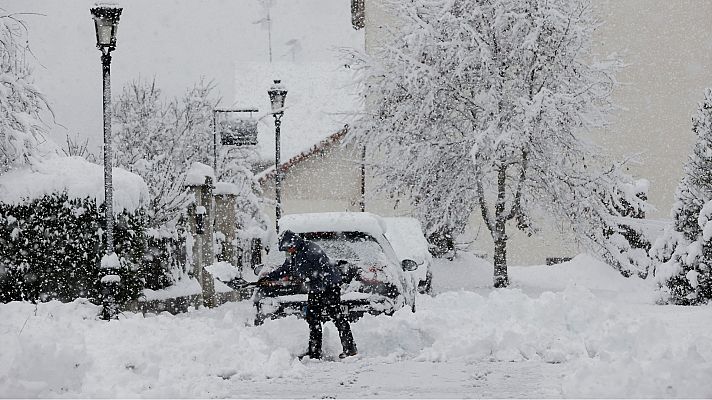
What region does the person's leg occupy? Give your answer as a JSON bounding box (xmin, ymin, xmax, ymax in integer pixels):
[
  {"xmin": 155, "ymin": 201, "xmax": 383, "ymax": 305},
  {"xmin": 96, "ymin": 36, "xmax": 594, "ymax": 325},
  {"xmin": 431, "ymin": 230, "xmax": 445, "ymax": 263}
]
[
  {"xmin": 324, "ymin": 287, "xmax": 357, "ymax": 356},
  {"xmin": 305, "ymin": 292, "xmax": 323, "ymax": 359}
]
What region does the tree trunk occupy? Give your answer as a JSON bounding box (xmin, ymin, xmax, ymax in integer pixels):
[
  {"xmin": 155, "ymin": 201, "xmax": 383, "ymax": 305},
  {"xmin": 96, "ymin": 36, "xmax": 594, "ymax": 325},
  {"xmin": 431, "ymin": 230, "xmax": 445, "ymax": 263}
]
[
  {"xmin": 493, "ymin": 230, "xmax": 509, "ymax": 287},
  {"xmin": 493, "ymin": 164, "xmax": 509, "ymax": 288}
]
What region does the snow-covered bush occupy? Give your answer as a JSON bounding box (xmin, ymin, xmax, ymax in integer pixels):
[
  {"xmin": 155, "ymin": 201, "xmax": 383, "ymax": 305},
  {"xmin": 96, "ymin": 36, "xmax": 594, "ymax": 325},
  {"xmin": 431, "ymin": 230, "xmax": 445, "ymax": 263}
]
[
  {"xmin": 143, "ymin": 227, "xmax": 187, "ymax": 290},
  {"xmin": 347, "ymin": 0, "xmax": 642, "ymax": 286},
  {"xmin": 651, "ymin": 89, "xmax": 712, "ymax": 304},
  {"xmin": 0, "ymin": 14, "xmax": 51, "ymax": 173},
  {"xmin": 600, "ymin": 180, "xmax": 655, "ymax": 277},
  {"xmin": 0, "ymin": 193, "xmax": 146, "ymax": 304}
]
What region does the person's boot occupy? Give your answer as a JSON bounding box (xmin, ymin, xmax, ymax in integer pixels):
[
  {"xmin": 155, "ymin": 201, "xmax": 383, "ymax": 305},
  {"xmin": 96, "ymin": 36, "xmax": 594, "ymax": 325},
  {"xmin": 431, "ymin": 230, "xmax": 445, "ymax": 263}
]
[
  {"xmin": 299, "ymin": 342, "xmax": 321, "ymax": 360},
  {"xmin": 338, "ymin": 345, "xmax": 358, "ymax": 359},
  {"xmin": 298, "ymin": 350, "xmax": 322, "ymax": 360}
]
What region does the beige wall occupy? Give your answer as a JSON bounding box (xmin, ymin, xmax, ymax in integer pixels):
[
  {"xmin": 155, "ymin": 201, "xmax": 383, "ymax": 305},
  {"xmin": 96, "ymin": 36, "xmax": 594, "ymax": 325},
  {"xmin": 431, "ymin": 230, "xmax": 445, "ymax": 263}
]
[
  {"xmin": 593, "ymin": 0, "xmax": 712, "ymax": 218},
  {"xmin": 261, "ymin": 142, "xmax": 363, "ymax": 221}
]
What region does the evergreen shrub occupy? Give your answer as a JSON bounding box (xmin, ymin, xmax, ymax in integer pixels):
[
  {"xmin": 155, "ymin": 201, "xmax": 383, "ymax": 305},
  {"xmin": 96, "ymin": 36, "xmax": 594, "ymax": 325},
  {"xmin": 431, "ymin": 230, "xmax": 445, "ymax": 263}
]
[
  {"xmin": 144, "ymin": 227, "xmax": 187, "ymax": 291},
  {"xmin": 0, "ymin": 192, "xmax": 147, "ymax": 305},
  {"xmin": 652, "ymin": 89, "xmax": 712, "ymax": 304}
]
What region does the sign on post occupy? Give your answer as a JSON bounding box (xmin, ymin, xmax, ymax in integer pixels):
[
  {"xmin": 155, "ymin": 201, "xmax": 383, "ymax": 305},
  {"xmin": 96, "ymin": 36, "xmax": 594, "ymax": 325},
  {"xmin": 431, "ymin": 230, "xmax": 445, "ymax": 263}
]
[{"xmin": 219, "ymin": 117, "xmax": 258, "ymax": 146}]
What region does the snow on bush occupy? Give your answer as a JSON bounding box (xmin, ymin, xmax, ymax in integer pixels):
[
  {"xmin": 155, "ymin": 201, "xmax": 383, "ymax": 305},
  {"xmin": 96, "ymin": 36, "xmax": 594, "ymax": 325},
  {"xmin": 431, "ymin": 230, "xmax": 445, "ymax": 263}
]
[
  {"xmin": 0, "ymin": 156, "xmax": 148, "ymax": 213},
  {"xmin": 0, "ymin": 191, "xmax": 147, "ymax": 304}
]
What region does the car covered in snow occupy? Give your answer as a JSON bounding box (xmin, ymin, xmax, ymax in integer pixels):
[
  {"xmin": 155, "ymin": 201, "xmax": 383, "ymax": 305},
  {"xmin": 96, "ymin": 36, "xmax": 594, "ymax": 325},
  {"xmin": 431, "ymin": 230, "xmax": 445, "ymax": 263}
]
[
  {"xmin": 383, "ymin": 217, "xmax": 433, "ymax": 294},
  {"xmin": 253, "ymin": 212, "xmax": 418, "ymax": 325}
]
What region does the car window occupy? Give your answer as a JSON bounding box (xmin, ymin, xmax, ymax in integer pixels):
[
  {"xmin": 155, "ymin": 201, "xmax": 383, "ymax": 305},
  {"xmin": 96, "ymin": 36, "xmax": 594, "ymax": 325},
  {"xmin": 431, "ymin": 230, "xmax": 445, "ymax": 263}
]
[{"xmin": 303, "ymin": 232, "xmax": 386, "ymax": 264}]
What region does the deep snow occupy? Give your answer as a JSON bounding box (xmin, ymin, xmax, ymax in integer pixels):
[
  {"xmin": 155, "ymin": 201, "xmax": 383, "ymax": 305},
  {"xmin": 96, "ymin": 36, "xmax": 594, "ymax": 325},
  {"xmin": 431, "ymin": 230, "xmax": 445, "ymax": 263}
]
[{"xmin": 1, "ymin": 253, "xmax": 711, "ymax": 398}]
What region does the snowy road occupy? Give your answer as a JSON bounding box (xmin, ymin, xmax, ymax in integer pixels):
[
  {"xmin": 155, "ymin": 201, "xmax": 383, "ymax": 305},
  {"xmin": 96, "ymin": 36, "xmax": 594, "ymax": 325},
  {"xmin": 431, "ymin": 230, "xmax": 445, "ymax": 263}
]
[
  {"xmin": 224, "ymin": 358, "xmax": 566, "ymax": 398},
  {"xmin": 2, "ymin": 253, "xmax": 711, "ymax": 398}
]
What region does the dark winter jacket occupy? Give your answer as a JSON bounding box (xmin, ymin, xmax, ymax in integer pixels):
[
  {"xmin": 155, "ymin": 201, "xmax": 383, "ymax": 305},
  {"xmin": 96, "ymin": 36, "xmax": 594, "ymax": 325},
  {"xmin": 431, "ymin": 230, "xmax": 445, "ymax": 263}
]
[{"xmin": 264, "ymin": 230, "xmax": 342, "ymax": 293}]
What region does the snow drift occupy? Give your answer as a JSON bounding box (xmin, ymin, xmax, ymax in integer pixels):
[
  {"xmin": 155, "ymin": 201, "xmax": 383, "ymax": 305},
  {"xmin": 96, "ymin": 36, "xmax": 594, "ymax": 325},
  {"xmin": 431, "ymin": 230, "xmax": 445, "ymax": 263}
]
[{"xmin": 1, "ymin": 254, "xmax": 711, "ymax": 398}]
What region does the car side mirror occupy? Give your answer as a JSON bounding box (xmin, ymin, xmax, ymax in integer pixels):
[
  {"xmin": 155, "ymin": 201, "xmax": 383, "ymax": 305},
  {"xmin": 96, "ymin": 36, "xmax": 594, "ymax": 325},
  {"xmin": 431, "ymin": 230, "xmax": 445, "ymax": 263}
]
[{"xmin": 401, "ymin": 259, "xmax": 418, "ymax": 272}]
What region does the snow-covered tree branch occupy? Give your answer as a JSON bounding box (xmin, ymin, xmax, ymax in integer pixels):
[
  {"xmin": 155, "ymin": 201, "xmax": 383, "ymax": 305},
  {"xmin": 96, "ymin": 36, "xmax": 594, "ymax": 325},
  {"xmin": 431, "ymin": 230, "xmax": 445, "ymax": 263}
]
[{"xmin": 0, "ymin": 13, "xmax": 51, "ymax": 174}]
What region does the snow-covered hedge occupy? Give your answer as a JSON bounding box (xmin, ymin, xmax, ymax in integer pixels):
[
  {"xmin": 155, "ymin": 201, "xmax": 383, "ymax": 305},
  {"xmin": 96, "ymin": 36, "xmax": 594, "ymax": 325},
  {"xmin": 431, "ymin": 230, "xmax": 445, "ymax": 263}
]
[
  {"xmin": 0, "ymin": 193, "xmax": 146, "ymax": 304},
  {"xmin": 0, "ymin": 156, "xmax": 151, "ymax": 305}
]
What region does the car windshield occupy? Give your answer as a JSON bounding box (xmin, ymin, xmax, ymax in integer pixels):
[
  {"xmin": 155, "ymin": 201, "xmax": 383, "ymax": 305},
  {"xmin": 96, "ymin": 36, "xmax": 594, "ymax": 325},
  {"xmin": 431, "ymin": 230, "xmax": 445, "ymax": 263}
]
[{"xmin": 302, "ymin": 231, "xmax": 386, "ymax": 265}]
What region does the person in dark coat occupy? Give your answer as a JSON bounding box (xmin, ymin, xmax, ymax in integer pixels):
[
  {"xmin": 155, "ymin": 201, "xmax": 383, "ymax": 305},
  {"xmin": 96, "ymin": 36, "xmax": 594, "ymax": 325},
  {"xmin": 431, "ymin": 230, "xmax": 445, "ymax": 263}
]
[{"xmin": 259, "ymin": 230, "xmax": 358, "ymax": 360}]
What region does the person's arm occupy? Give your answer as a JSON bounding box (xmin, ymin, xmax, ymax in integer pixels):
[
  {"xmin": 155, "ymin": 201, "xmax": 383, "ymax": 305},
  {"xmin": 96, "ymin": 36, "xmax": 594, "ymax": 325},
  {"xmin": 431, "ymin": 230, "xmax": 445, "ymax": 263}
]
[{"xmin": 260, "ymin": 257, "xmax": 293, "ymax": 281}]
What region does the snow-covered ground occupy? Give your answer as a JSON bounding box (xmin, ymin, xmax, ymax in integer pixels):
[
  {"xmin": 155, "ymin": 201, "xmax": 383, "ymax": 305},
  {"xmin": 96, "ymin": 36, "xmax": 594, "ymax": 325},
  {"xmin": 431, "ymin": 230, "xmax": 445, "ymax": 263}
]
[{"xmin": 1, "ymin": 253, "xmax": 711, "ymax": 398}]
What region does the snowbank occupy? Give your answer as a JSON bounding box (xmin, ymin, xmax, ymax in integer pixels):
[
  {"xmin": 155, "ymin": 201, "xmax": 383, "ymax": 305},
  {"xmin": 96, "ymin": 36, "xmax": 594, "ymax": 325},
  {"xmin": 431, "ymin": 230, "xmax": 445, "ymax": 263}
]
[
  {"xmin": 1, "ymin": 253, "xmax": 710, "ymax": 398},
  {"xmin": 510, "ymin": 254, "xmax": 653, "ymax": 294},
  {"xmin": 1, "ymin": 284, "xmax": 710, "ymax": 398},
  {"xmin": 0, "ymin": 156, "xmax": 148, "ymax": 213}
]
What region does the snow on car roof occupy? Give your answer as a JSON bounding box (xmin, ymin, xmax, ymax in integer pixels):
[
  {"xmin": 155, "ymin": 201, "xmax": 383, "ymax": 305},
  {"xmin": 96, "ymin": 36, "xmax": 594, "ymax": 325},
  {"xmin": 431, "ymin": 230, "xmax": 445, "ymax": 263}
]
[
  {"xmin": 383, "ymin": 217, "xmax": 431, "ymax": 262},
  {"xmin": 280, "ymin": 212, "xmax": 388, "ymax": 238}
]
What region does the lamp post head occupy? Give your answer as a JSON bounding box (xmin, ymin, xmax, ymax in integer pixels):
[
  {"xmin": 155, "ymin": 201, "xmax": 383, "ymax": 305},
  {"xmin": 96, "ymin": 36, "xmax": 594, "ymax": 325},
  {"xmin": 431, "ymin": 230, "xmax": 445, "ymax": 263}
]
[
  {"xmin": 268, "ymin": 80, "xmax": 288, "ymax": 114},
  {"xmin": 91, "ymin": 3, "xmax": 122, "ymax": 51}
]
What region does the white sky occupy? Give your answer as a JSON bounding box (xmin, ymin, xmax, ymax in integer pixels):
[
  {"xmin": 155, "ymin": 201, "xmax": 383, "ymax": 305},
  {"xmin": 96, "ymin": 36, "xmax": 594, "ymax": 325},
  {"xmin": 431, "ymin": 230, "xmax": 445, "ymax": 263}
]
[{"xmin": 1, "ymin": 0, "xmax": 361, "ymax": 150}]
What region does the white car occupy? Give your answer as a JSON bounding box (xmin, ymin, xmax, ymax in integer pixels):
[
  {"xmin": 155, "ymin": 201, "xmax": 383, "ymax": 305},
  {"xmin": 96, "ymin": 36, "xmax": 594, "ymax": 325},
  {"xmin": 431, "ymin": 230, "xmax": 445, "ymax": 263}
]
[
  {"xmin": 253, "ymin": 212, "xmax": 418, "ymax": 325},
  {"xmin": 384, "ymin": 217, "xmax": 433, "ymax": 294}
]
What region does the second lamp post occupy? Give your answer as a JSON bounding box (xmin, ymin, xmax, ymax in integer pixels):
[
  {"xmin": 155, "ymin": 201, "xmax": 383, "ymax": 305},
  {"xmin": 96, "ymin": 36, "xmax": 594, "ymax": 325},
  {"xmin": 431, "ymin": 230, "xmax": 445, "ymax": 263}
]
[{"xmin": 268, "ymin": 80, "xmax": 287, "ymax": 234}]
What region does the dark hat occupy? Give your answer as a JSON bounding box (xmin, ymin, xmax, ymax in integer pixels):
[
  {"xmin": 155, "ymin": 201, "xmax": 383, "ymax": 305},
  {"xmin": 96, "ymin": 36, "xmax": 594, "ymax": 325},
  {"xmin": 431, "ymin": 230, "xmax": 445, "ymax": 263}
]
[{"xmin": 278, "ymin": 230, "xmax": 301, "ymax": 251}]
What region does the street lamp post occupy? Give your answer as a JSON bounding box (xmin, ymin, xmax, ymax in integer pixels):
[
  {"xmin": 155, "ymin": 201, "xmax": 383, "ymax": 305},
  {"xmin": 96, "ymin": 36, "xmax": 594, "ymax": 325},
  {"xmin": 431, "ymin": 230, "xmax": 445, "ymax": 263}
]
[
  {"xmin": 268, "ymin": 80, "xmax": 287, "ymax": 233},
  {"xmin": 91, "ymin": 4, "xmax": 122, "ymax": 319}
]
